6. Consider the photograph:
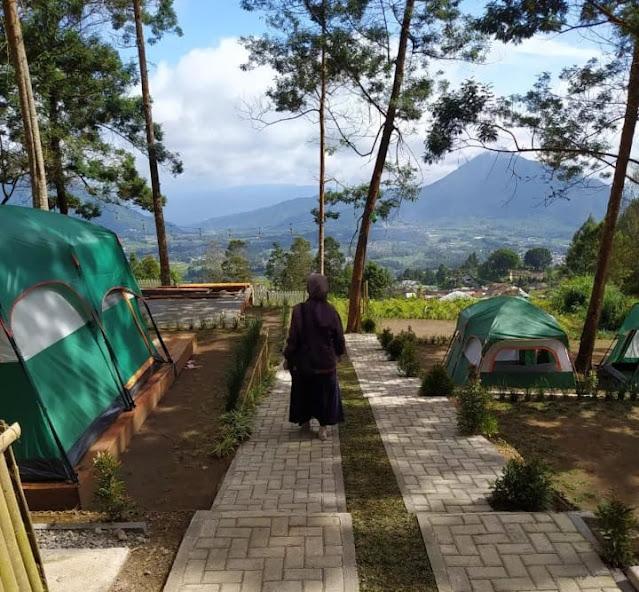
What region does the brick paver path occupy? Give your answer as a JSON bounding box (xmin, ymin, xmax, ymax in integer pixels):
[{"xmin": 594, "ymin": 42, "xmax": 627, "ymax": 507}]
[
  {"xmin": 419, "ymin": 513, "xmax": 619, "ymax": 592},
  {"xmin": 346, "ymin": 334, "xmax": 504, "ymax": 513},
  {"xmin": 164, "ymin": 370, "xmax": 358, "ymax": 592},
  {"xmin": 212, "ymin": 371, "xmax": 346, "ymax": 514},
  {"xmin": 345, "ymin": 334, "xmax": 623, "ymax": 592}
]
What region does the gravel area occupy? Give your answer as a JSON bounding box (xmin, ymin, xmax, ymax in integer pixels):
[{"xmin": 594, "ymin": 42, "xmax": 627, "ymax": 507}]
[{"xmin": 36, "ymin": 527, "xmax": 148, "ymax": 549}]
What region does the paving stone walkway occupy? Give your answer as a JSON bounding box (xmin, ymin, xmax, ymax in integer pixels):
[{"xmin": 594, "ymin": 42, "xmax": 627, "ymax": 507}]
[
  {"xmin": 346, "ymin": 334, "xmax": 504, "ymax": 514},
  {"xmin": 345, "ymin": 334, "xmax": 624, "ymax": 592},
  {"xmin": 164, "ymin": 369, "xmax": 358, "ymax": 592}
]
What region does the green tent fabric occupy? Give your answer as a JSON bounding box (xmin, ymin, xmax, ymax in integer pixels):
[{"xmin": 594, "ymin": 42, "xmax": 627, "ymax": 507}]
[
  {"xmin": 601, "ymin": 303, "xmax": 639, "ymax": 386},
  {"xmin": 0, "ymin": 205, "xmax": 162, "ymax": 481},
  {"xmin": 445, "ymin": 296, "xmax": 575, "ymax": 389}
]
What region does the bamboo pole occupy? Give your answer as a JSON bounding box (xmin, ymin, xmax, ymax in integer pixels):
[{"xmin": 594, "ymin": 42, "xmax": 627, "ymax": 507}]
[
  {"xmin": 0, "ymin": 516, "xmax": 18, "ymax": 592},
  {"xmin": 0, "ymin": 484, "xmax": 28, "ymax": 590},
  {"xmin": 2, "ymin": 433, "xmax": 47, "ymax": 590},
  {"xmin": 0, "ymin": 453, "xmax": 43, "ymax": 591}
]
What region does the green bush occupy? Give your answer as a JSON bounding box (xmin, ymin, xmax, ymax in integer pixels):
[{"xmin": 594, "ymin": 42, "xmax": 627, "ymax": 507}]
[
  {"xmin": 595, "ymin": 496, "xmax": 637, "ymax": 568},
  {"xmin": 212, "ymin": 408, "xmax": 254, "ymax": 456},
  {"xmin": 490, "ymin": 458, "xmax": 553, "ymax": 512},
  {"xmin": 379, "ymin": 328, "xmax": 394, "ymax": 351},
  {"xmin": 456, "ymin": 377, "xmax": 499, "ymax": 437},
  {"xmin": 398, "ymin": 341, "xmax": 421, "ymax": 377},
  {"xmin": 92, "ymin": 452, "xmax": 136, "ymax": 521},
  {"xmin": 362, "ymin": 318, "xmax": 376, "ymax": 333},
  {"xmin": 550, "ymin": 276, "xmax": 631, "ymax": 331},
  {"xmin": 576, "ymin": 370, "xmax": 599, "ymax": 397},
  {"xmin": 386, "ymin": 329, "xmax": 417, "ymax": 361},
  {"xmin": 420, "ymin": 365, "xmax": 455, "ymax": 396}
]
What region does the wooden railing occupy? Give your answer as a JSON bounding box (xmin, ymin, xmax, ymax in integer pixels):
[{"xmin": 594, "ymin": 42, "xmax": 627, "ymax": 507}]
[
  {"xmin": 0, "ymin": 422, "xmax": 48, "ymax": 591},
  {"xmin": 240, "ymin": 329, "xmax": 271, "ymax": 408}
]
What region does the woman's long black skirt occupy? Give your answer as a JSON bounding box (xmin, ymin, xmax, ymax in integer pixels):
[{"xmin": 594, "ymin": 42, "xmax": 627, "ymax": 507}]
[{"xmin": 289, "ymin": 370, "xmax": 344, "ymax": 426}]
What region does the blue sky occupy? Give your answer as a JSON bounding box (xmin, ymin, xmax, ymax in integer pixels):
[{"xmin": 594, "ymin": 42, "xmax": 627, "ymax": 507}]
[{"xmin": 134, "ymin": 1, "xmax": 611, "ymax": 210}]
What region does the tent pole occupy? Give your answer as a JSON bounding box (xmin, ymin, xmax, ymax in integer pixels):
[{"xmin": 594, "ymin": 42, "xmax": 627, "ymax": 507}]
[
  {"xmin": 139, "ymin": 298, "xmax": 175, "ymax": 372},
  {"xmin": 0, "ymin": 309, "xmax": 77, "ymax": 484},
  {"xmin": 70, "ymin": 260, "xmax": 135, "ymax": 409}
]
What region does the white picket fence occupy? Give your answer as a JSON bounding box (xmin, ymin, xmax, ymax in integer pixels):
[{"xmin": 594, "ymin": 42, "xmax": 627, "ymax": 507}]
[{"xmin": 254, "ymin": 287, "xmax": 306, "ymax": 307}]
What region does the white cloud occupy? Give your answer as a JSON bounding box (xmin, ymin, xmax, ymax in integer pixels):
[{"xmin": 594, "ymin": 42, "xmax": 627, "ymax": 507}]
[
  {"xmin": 150, "ymin": 38, "xmax": 352, "ymax": 189},
  {"xmin": 147, "ymin": 34, "xmax": 599, "ymax": 198}
]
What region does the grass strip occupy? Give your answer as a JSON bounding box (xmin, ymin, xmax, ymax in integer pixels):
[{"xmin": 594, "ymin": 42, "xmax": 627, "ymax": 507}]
[{"xmin": 338, "ymin": 357, "xmax": 438, "ymax": 592}]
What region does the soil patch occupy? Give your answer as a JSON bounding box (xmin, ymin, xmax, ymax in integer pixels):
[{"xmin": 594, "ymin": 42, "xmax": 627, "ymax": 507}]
[
  {"xmin": 492, "ymin": 398, "xmax": 639, "ymax": 512},
  {"xmin": 118, "ymin": 330, "xmax": 238, "ymax": 511},
  {"xmin": 378, "ymin": 318, "xmax": 455, "ymax": 339}
]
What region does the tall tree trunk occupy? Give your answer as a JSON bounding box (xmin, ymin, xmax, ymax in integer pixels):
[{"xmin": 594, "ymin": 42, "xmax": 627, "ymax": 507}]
[
  {"xmin": 575, "ymin": 42, "xmax": 639, "ymax": 374},
  {"xmin": 133, "ymin": 0, "xmax": 171, "ymax": 286},
  {"xmin": 318, "ymin": 20, "xmax": 327, "ymax": 275},
  {"xmin": 2, "ymin": 0, "xmax": 48, "ymax": 210},
  {"xmin": 345, "ymin": 0, "xmax": 415, "ymax": 332}
]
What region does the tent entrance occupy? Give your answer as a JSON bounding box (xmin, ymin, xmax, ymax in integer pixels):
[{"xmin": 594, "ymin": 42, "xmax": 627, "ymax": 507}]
[{"xmin": 480, "ymin": 339, "xmax": 576, "ymax": 389}]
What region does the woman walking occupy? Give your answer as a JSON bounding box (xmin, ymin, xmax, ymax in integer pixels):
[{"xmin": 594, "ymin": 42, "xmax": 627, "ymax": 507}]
[{"xmin": 284, "ymin": 273, "xmax": 345, "ymax": 440}]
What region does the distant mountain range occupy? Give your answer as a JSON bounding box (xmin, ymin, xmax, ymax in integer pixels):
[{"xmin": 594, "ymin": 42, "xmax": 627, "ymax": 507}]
[
  {"xmin": 1, "ymin": 153, "xmax": 611, "ymax": 269},
  {"xmin": 162, "ymin": 184, "xmax": 317, "ymax": 225},
  {"xmin": 187, "ymin": 152, "xmax": 608, "ymax": 233}
]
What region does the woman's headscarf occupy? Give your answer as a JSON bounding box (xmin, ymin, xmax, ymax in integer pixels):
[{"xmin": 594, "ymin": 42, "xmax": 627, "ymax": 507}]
[{"xmin": 307, "ymin": 273, "xmax": 329, "ymax": 301}]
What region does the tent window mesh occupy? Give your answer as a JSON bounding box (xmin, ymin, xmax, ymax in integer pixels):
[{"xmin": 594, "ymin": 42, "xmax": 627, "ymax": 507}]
[
  {"xmin": 622, "ymin": 331, "xmax": 639, "ymax": 362},
  {"xmin": 12, "ymin": 287, "xmax": 90, "ymax": 361}
]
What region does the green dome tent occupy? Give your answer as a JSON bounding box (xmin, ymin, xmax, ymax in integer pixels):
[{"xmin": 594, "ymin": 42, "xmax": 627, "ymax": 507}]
[
  {"xmin": 0, "ymin": 206, "xmax": 171, "ymax": 482},
  {"xmin": 444, "ymin": 296, "xmax": 576, "ymax": 389},
  {"xmin": 599, "ymin": 303, "xmax": 639, "ymax": 387}
]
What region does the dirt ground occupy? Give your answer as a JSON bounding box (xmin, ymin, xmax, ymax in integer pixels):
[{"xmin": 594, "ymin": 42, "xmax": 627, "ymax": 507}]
[
  {"xmin": 381, "ymin": 318, "xmax": 639, "ymax": 513},
  {"xmin": 492, "ymin": 400, "xmax": 639, "ymax": 513},
  {"xmin": 379, "ymin": 318, "xmax": 456, "ymax": 340},
  {"xmin": 119, "ymin": 331, "xmax": 239, "ymax": 511}
]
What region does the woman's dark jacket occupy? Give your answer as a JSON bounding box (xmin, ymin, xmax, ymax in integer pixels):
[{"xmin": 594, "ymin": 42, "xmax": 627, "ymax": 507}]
[{"xmin": 284, "ymin": 300, "xmax": 346, "ymax": 373}]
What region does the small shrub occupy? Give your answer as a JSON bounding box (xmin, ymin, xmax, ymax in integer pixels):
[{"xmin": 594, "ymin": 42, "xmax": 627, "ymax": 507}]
[
  {"xmin": 456, "ymin": 376, "xmax": 499, "ymax": 437},
  {"xmin": 595, "ymin": 496, "xmax": 637, "ymax": 568},
  {"xmin": 362, "ymin": 318, "xmax": 376, "ymax": 333},
  {"xmin": 199, "ymin": 318, "xmax": 209, "ymax": 330},
  {"xmin": 387, "ymin": 328, "xmax": 417, "ymax": 361},
  {"xmin": 577, "ymin": 371, "xmax": 599, "ymax": 397},
  {"xmin": 398, "ymin": 341, "xmax": 421, "ymax": 377},
  {"xmin": 387, "ymin": 337, "xmax": 404, "ymax": 361},
  {"xmin": 379, "ymin": 328, "xmax": 394, "ymax": 351},
  {"xmin": 212, "ymin": 408, "xmax": 254, "ymax": 457},
  {"xmin": 420, "ymin": 365, "xmax": 454, "ymax": 396},
  {"xmin": 509, "ymin": 390, "xmax": 520, "ymax": 403},
  {"xmin": 535, "ymin": 386, "xmax": 546, "ymax": 401},
  {"xmin": 93, "ymin": 452, "xmax": 136, "ymax": 521},
  {"xmin": 490, "ymin": 458, "xmax": 553, "ymax": 512}
]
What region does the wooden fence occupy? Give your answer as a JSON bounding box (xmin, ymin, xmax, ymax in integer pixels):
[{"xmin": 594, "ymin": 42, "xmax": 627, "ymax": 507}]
[
  {"xmin": 254, "ymin": 287, "xmax": 306, "ymax": 307},
  {"xmin": 0, "ymin": 422, "xmax": 48, "ymax": 591},
  {"xmin": 240, "ymin": 329, "xmax": 271, "ymax": 408}
]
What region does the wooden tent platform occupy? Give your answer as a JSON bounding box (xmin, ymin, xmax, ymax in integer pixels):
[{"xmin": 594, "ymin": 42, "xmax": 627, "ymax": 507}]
[
  {"xmin": 23, "ymin": 333, "xmax": 196, "ymax": 510},
  {"xmin": 142, "ymin": 283, "xmax": 252, "ymax": 300}
]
